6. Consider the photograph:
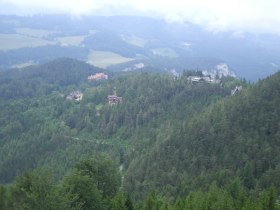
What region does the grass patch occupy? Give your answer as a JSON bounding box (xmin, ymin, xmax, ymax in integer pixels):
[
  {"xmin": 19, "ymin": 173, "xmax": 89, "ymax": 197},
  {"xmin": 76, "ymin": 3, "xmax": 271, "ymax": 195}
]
[
  {"xmin": 121, "ymin": 35, "xmax": 147, "ymax": 47},
  {"xmin": 151, "ymin": 48, "xmax": 178, "ymax": 58},
  {"xmin": 56, "ymin": 35, "xmax": 88, "ymax": 47},
  {"xmin": 0, "ymin": 34, "xmax": 54, "ymax": 50},
  {"xmin": 15, "ymin": 28, "xmax": 55, "ymax": 38},
  {"xmin": 87, "ymin": 50, "xmax": 134, "ymax": 68}
]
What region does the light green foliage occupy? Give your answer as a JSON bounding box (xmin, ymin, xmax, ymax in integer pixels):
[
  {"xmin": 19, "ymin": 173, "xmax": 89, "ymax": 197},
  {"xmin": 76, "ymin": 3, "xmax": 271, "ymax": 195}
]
[
  {"xmin": 111, "ymin": 192, "xmax": 127, "ymax": 210},
  {"xmin": 87, "ymin": 50, "xmax": 134, "ymax": 68},
  {"xmin": 60, "ymin": 171, "xmax": 103, "ymax": 210},
  {"xmin": 7, "ymin": 168, "xmax": 55, "ymax": 210}
]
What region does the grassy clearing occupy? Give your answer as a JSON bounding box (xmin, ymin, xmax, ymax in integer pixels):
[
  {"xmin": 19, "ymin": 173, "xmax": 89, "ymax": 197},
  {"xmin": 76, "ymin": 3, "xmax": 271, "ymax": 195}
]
[
  {"xmin": 87, "ymin": 50, "xmax": 134, "ymax": 68},
  {"xmin": 55, "ymin": 35, "xmax": 88, "ymax": 47},
  {"xmin": 0, "ymin": 34, "xmax": 54, "ymax": 50},
  {"xmin": 15, "ymin": 28, "xmax": 55, "ymax": 38},
  {"xmin": 122, "ymin": 35, "xmax": 147, "ymax": 47},
  {"xmin": 151, "ymin": 48, "xmax": 178, "ymax": 58}
]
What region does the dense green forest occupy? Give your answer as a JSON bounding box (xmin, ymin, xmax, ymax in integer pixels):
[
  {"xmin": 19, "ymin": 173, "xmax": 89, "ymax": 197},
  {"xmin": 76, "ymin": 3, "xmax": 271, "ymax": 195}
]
[
  {"xmin": 0, "ymin": 58, "xmax": 235, "ymax": 183},
  {"xmin": 125, "ymin": 71, "xmax": 280, "ymax": 201},
  {"xmin": 0, "ymin": 58, "xmax": 279, "ymax": 209}
]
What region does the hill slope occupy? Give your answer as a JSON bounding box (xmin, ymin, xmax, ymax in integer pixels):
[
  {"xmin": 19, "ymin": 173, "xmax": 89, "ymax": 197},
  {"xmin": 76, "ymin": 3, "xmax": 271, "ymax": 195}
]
[
  {"xmin": 1, "ymin": 58, "xmax": 280, "ymax": 208},
  {"xmin": 124, "ymin": 71, "xmax": 280, "ymax": 200},
  {"xmin": 0, "ymin": 59, "xmax": 237, "ymax": 183}
]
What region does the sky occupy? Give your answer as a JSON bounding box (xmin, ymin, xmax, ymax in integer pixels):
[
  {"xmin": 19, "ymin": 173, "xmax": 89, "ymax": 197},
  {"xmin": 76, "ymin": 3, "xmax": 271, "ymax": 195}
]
[{"xmin": 0, "ymin": 0, "xmax": 279, "ymax": 34}]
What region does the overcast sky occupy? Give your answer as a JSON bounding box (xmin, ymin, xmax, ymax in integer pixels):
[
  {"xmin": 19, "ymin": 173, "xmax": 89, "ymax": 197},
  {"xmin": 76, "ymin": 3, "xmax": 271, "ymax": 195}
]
[{"xmin": 0, "ymin": 0, "xmax": 279, "ymax": 34}]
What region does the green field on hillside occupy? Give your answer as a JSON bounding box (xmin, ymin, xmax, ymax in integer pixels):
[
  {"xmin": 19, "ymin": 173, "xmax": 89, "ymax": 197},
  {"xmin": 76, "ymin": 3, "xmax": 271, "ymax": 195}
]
[
  {"xmin": 0, "ymin": 34, "xmax": 54, "ymax": 50},
  {"xmin": 55, "ymin": 35, "xmax": 88, "ymax": 46},
  {"xmin": 151, "ymin": 48, "xmax": 178, "ymax": 57},
  {"xmin": 122, "ymin": 35, "xmax": 147, "ymax": 47},
  {"xmin": 87, "ymin": 50, "xmax": 134, "ymax": 68},
  {"xmin": 15, "ymin": 27, "xmax": 55, "ymax": 38}
]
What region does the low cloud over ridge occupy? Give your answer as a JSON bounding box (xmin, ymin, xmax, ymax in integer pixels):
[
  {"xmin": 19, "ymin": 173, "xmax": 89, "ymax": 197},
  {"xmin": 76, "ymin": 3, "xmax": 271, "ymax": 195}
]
[{"xmin": 0, "ymin": 0, "xmax": 279, "ymax": 34}]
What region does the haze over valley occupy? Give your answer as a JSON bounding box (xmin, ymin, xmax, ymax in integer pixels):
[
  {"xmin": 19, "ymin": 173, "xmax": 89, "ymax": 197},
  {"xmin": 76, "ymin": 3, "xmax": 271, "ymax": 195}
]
[{"xmin": 0, "ymin": 14, "xmax": 280, "ymax": 80}]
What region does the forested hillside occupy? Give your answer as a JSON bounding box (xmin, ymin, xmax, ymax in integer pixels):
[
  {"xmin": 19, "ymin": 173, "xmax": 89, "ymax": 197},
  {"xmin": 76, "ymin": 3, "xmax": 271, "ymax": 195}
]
[
  {"xmin": 0, "ymin": 58, "xmax": 104, "ymax": 99},
  {"xmin": 125, "ymin": 71, "xmax": 280, "ymax": 201},
  {"xmin": 0, "ymin": 58, "xmax": 280, "ymax": 209},
  {"xmin": 0, "ymin": 58, "xmax": 236, "ymax": 184}
]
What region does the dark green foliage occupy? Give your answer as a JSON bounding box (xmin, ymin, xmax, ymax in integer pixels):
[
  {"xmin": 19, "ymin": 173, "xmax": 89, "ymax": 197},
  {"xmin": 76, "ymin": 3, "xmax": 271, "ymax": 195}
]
[
  {"xmin": 125, "ymin": 195, "xmax": 134, "ymax": 210},
  {"xmin": 0, "ymin": 185, "xmax": 7, "ymax": 210},
  {"xmin": 73, "ymin": 154, "xmax": 120, "ymax": 199},
  {"xmin": 125, "ymin": 71, "xmax": 280, "ymax": 200},
  {"xmin": 0, "ymin": 60, "xmax": 230, "ymax": 183}
]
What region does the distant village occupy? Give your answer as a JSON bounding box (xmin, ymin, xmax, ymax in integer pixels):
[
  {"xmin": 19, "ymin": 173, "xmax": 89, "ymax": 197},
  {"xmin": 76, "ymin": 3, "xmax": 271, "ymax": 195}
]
[
  {"xmin": 66, "ymin": 72, "xmax": 123, "ymax": 105},
  {"xmin": 66, "ymin": 73, "xmax": 108, "ymax": 102},
  {"xmin": 187, "ymin": 75, "xmax": 242, "ymax": 96},
  {"xmin": 66, "ymin": 71, "xmax": 241, "ymax": 105},
  {"xmin": 187, "ymin": 75, "xmax": 220, "ymax": 85}
]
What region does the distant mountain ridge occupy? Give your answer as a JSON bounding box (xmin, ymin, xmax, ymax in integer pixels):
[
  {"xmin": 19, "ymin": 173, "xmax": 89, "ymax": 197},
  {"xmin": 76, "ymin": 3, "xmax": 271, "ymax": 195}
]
[{"xmin": 0, "ymin": 15, "xmax": 279, "ymax": 80}]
